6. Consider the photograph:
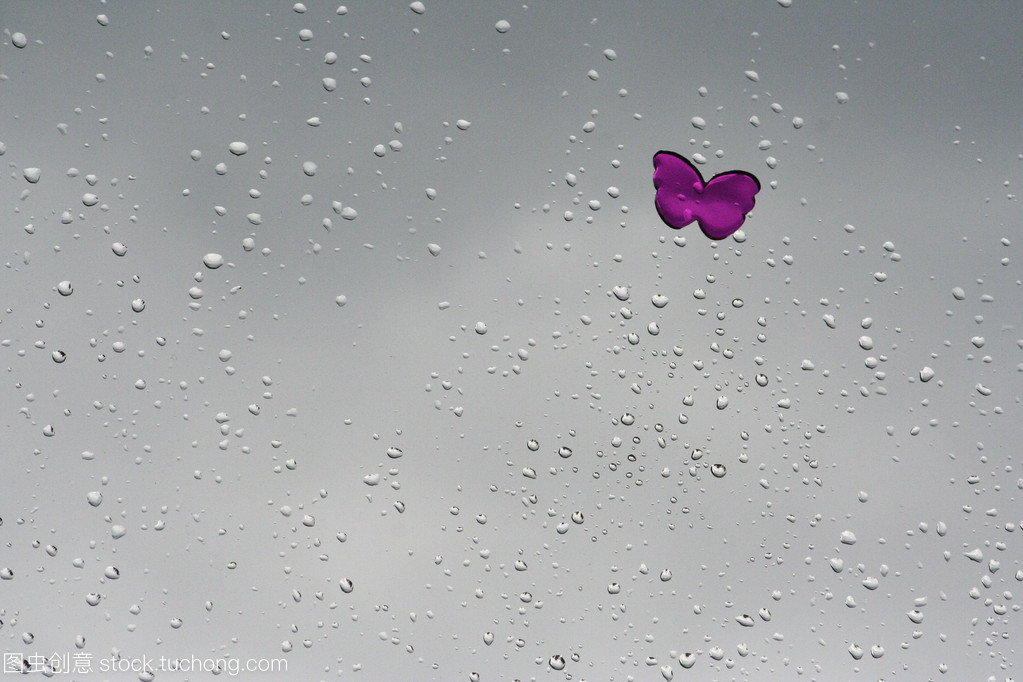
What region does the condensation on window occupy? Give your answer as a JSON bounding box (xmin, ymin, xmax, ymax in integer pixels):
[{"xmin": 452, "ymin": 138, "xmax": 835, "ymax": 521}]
[{"xmin": 1, "ymin": 2, "xmax": 1020, "ymax": 680}]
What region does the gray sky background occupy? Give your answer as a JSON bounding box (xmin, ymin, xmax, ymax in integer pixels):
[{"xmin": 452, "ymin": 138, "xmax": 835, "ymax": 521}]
[{"xmin": 2, "ymin": 1, "xmax": 1021, "ymax": 680}]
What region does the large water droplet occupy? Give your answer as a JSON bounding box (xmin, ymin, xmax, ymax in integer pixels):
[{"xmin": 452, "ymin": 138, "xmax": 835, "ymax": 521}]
[{"xmin": 203, "ymin": 253, "xmax": 224, "ymax": 269}]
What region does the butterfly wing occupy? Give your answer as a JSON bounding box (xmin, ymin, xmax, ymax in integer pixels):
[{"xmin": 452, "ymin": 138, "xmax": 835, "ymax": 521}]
[
  {"xmin": 652, "ymin": 151, "xmax": 705, "ymax": 230},
  {"xmin": 695, "ymin": 171, "xmax": 761, "ymax": 240}
]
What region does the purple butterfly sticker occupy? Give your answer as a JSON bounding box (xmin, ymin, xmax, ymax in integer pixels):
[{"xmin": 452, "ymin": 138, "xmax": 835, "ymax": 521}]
[{"xmin": 652, "ymin": 151, "xmax": 761, "ymax": 240}]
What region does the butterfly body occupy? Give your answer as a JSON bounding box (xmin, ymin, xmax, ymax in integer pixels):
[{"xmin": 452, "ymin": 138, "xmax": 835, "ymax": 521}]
[{"xmin": 653, "ymin": 151, "xmax": 760, "ymax": 240}]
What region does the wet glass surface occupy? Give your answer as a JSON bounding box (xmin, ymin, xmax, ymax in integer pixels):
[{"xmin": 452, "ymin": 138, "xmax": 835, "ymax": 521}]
[{"xmin": 2, "ymin": 2, "xmax": 1021, "ymax": 679}]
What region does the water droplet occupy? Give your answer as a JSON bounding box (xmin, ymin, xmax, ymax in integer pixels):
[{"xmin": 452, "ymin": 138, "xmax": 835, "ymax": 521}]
[
  {"xmin": 111, "ymin": 242, "xmax": 128, "ymax": 256},
  {"xmin": 526, "ymin": 439, "xmax": 539, "ymax": 451},
  {"xmin": 57, "ymin": 280, "xmax": 73, "ymax": 296},
  {"xmin": 607, "ymin": 582, "xmax": 621, "ymax": 594},
  {"xmin": 12, "ymin": 32, "xmax": 28, "ymax": 49},
  {"xmin": 840, "ymin": 530, "xmax": 857, "ymax": 545},
  {"xmin": 22, "ymin": 167, "xmax": 41, "ymax": 183},
  {"xmin": 549, "ymin": 654, "xmax": 566, "ymax": 670},
  {"xmin": 131, "ymin": 298, "xmax": 145, "ymax": 313},
  {"xmin": 558, "ymin": 446, "xmax": 573, "ymax": 458},
  {"xmin": 711, "ymin": 463, "xmax": 726, "ymax": 478},
  {"xmin": 679, "ymin": 652, "xmax": 695, "ymax": 668},
  {"xmin": 228, "ymin": 141, "xmax": 249, "ymax": 155},
  {"xmin": 51, "ymin": 350, "xmax": 67, "ymax": 363},
  {"xmin": 203, "ymin": 253, "xmax": 224, "ymax": 269},
  {"xmin": 339, "ymin": 578, "xmax": 354, "ymax": 593},
  {"xmin": 659, "ymin": 569, "xmax": 672, "ymax": 581},
  {"xmin": 836, "ymin": 91, "xmax": 850, "ymax": 104},
  {"xmin": 87, "ymin": 491, "xmax": 103, "ymax": 507},
  {"xmin": 410, "ymin": 1, "xmax": 426, "ymax": 13}
]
